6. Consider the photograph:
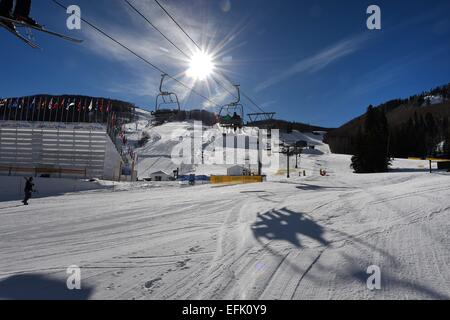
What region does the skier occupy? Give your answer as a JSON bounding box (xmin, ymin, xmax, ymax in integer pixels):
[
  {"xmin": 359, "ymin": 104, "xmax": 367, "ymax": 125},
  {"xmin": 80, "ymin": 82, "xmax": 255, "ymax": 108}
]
[
  {"xmin": 0, "ymin": 0, "xmax": 38, "ymax": 26},
  {"xmin": 22, "ymin": 176, "xmax": 35, "ymax": 206}
]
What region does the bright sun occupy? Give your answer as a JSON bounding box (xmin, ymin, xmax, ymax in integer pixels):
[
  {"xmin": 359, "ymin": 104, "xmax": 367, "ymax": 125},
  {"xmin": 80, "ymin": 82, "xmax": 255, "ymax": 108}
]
[{"xmin": 186, "ymin": 50, "xmax": 215, "ymax": 80}]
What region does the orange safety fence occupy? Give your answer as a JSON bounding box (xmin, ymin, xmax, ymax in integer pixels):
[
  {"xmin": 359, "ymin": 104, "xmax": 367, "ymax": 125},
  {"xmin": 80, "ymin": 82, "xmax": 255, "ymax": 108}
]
[{"xmin": 210, "ymin": 175, "xmax": 264, "ymax": 185}]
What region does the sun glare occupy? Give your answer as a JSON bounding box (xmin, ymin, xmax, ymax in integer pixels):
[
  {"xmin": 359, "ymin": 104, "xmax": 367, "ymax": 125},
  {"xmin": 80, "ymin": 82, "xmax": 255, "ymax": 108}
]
[{"xmin": 186, "ymin": 50, "xmax": 215, "ymax": 81}]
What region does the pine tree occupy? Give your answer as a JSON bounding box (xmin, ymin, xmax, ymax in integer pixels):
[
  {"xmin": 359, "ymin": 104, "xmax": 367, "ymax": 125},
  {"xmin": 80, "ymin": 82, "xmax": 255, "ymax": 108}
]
[
  {"xmin": 444, "ymin": 118, "xmax": 450, "ymax": 158},
  {"xmin": 351, "ymin": 105, "xmax": 391, "ymax": 173}
]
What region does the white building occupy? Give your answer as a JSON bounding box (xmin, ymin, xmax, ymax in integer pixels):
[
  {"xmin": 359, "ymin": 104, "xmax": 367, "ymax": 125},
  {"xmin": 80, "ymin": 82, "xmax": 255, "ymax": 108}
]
[
  {"xmin": 0, "ymin": 121, "xmax": 123, "ymax": 180},
  {"xmin": 227, "ymin": 165, "xmax": 246, "ymax": 176},
  {"xmin": 149, "ymin": 170, "xmax": 172, "ymax": 181}
]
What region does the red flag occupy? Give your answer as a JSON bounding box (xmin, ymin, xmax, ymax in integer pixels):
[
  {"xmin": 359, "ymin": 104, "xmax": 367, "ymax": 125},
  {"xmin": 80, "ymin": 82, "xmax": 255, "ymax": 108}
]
[
  {"xmin": 99, "ymin": 99, "xmax": 103, "ymax": 113},
  {"xmin": 52, "ymin": 98, "xmax": 59, "ymax": 110}
]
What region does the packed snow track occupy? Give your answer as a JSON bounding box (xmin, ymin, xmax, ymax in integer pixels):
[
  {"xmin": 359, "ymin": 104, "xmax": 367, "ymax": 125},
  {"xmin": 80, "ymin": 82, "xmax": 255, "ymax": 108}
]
[{"xmin": 0, "ymin": 155, "xmax": 449, "ymax": 300}]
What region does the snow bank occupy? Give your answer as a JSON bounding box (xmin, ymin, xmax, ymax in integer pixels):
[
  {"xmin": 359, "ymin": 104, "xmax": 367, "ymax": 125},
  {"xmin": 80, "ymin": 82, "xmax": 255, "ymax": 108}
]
[{"xmin": 0, "ymin": 176, "xmax": 109, "ymax": 202}]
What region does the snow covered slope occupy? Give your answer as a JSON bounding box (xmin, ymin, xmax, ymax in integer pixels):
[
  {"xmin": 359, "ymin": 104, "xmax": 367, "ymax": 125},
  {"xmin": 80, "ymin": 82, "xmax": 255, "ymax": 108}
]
[
  {"xmin": 0, "ymin": 144, "xmax": 449, "ymax": 299},
  {"xmin": 125, "ymin": 119, "xmax": 331, "ymax": 179},
  {"xmin": 423, "ymin": 95, "xmax": 445, "ymax": 106}
]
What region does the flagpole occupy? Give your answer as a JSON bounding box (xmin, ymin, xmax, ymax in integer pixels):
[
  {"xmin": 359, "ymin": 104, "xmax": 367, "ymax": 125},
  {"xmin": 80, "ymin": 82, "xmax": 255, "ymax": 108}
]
[
  {"xmin": 23, "ymin": 97, "xmax": 27, "ymax": 121},
  {"xmin": 14, "ymin": 98, "xmax": 19, "ymax": 121},
  {"xmin": 65, "ymin": 98, "xmax": 69, "ymax": 123},
  {"xmin": 43, "ymin": 98, "xmax": 48, "ymax": 122},
  {"xmin": 36, "ymin": 97, "xmax": 42, "ymax": 122},
  {"xmin": 1, "ymin": 99, "xmax": 5, "ymax": 121},
  {"xmin": 54, "ymin": 97, "xmax": 58, "ymax": 123},
  {"xmin": 2, "ymin": 99, "xmax": 7, "ymax": 121},
  {"xmin": 93, "ymin": 99, "xmax": 96, "ymax": 123},
  {"xmin": 77, "ymin": 98, "xmax": 82, "ymax": 123},
  {"xmin": 84, "ymin": 98, "xmax": 87, "ymax": 123},
  {"xmin": 102, "ymin": 99, "xmax": 105, "ymax": 123},
  {"xmin": 24, "ymin": 97, "xmax": 29, "ymax": 121},
  {"xmin": 8, "ymin": 98, "xmax": 14, "ymax": 121},
  {"xmin": 62, "ymin": 98, "xmax": 67, "ymax": 123},
  {"xmin": 31, "ymin": 96, "xmax": 36, "ymax": 122},
  {"xmin": 0, "ymin": 99, "xmax": 3, "ymax": 121},
  {"xmin": 63, "ymin": 98, "xmax": 66, "ymax": 123},
  {"xmin": 71, "ymin": 98, "xmax": 76, "ymax": 123},
  {"xmin": 6, "ymin": 99, "xmax": 10, "ymax": 121},
  {"xmin": 19, "ymin": 97, "xmax": 24, "ymax": 121},
  {"xmin": 59, "ymin": 98, "xmax": 64, "ymax": 123},
  {"xmin": 49, "ymin": 98, "xmax": 53, "ymax": 122}
]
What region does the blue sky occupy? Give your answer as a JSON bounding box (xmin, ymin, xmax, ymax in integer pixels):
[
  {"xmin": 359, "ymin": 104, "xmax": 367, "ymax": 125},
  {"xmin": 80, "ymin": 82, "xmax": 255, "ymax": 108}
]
[{"xmin": 1, "ymin": 0, "xmax": 449, "ymax": 127}]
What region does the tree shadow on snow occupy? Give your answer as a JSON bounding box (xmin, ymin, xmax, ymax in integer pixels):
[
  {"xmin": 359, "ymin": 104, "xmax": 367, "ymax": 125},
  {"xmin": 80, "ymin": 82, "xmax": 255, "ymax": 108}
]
[
  {"xmin": 0, "ymin": 274, "xmax": 94, "ymax": 300},
  {"xmin": 295, "ymin": 184, "xmax": 355, "ymax": 191},
  {"xmin": 388, "ymin": 168, "xmax": 432, "ymax": 173}
]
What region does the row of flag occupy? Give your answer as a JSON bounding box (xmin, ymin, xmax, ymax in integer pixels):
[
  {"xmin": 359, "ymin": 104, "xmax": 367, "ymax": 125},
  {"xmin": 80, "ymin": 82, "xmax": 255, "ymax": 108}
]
[{"xmin": 0, "ymin": 97, "xmax": 113, "ymax": 113}]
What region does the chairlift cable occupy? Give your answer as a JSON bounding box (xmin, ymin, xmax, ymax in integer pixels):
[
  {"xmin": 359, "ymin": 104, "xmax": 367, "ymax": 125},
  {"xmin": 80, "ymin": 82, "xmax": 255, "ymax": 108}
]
[
  {"xmin": 152, "ymin": 0, "xmax": 267, "ymax": 114},
  {"xmin": 50, "ymin": 0, "xmax": 221, "ymax": 109},
  {"xmin": 125, "ymin": 0, "xmax": 249, "ymax": 112}
]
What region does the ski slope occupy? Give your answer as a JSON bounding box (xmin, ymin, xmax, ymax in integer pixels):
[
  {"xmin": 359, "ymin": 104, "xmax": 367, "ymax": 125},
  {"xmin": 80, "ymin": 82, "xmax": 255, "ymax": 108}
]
[
  {"xmin": 125, "ymin": 118, "xmax": 331, "ymax": 179},
  {"xmin": 0, "ymin": 134, "xmax": 449, "ymax": 299}
]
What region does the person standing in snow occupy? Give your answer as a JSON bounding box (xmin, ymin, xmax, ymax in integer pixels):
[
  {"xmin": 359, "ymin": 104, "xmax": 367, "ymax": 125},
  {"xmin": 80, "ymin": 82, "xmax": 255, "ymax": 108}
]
[{"xmin": 22, "ymin": 176, "xmax": 35, "ymax": 205}]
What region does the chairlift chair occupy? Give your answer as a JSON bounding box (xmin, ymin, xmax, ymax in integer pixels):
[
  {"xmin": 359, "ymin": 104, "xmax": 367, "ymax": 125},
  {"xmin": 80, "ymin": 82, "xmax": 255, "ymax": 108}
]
[
  {"xmin": 218, "ymin": 85, "xmax": 244, "ymax": 130},
  {"xmin": 152, "ymin": 74, "xmax": 181, "ymax": 125}
]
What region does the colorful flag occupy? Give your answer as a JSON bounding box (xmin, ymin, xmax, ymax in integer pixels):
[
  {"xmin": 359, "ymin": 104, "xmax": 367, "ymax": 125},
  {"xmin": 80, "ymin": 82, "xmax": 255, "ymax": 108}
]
[
  {"xmin": 88, "ymin": 100, "xmax": 93, "ymax": 111},
  {"xmin": 48, "ymin": 98, "xmax": 54, "ymax": 109},
  {"xmin": 67, "ymin": 101, "xmax": 75, "ymax": 111},
  {"xmin": 99, "ymin": 99, "xmax": 103, "ymax": 113},
  {"xmin": 52, "ymin": 98, "xmax": 59, "ymax": 110},
  {"xmin": 29, "ymin": 97, "xmax": 36, "ymax": 110}
]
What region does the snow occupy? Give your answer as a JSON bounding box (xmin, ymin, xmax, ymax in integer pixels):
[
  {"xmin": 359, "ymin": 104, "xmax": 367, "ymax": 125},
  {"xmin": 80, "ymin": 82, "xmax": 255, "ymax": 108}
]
[
  {"xmin": 422, "ymin": 95, "xmax": 445, "ymax": 106},
  {"xmin": 0, "ymin": 176, "xmax": 110, "ymax": 202},
  {"xmin": 126, "ymin": 118, "xmax": 332, "ymax": 180},
  {"xmin": 1, "ymin": 127, "xmax": 449, "ymax": 299},
  {"xmin": 128, "ymin": 121, "xmax": 259, "ymax": 178}
]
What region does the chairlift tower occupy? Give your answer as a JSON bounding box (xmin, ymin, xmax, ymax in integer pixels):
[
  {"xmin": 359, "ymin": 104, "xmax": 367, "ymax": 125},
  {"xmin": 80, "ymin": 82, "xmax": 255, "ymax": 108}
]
[{"xmin": 280, "ymin": 141, "xmax": 305, "ymax": 178}]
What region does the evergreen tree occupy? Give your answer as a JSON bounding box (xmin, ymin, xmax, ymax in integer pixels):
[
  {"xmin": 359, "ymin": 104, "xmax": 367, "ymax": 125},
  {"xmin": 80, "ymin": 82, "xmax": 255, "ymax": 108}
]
[
  {"xmin": 443, "ymin": 118, "xmax": 450, "ymax": 158},
  {"xmin": 351, "ymin": 105, "xmax": 391, "ymax": 173}
]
